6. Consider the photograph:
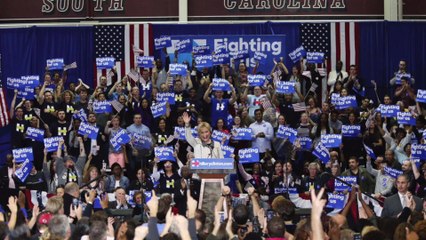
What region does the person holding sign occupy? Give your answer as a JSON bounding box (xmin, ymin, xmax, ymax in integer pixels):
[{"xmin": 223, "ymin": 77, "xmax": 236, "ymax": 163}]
[
  {"xmin": 327, "ymin": 60, "xmax": 348, "ymax": 92},
  {"xmin": 182, "ymin": 112, "xmax": 224, "ymax": 159},
  {"xmin": 249, "ymin": 109, "xmax": 274, "ymax": 158},
  {"xmin": 203, "ymin": 82, "xmax": 237, "ymax": 128},
  {"xmin": 341, "ymin": 156, "xmax": 375, "ymax": 195},
  {"xmin": 390, "ymin": 60, "xmax": 415, "ymax": 86},
  {"xmin": 394, "ymin": 77, "xmax": 416, "ymax": 108},
  {"xmin": 105, "ymin": 116, "xmax": 126, "ymax": 168}
]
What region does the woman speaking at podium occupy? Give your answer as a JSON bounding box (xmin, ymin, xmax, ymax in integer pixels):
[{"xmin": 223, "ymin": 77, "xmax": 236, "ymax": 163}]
[{"xmin": 183, "ymin": 112, "xmax": 224, "ymax": 159}]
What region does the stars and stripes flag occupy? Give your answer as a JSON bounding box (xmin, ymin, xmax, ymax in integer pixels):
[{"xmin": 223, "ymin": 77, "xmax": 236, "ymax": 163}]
[
  {"xmin": 0, "ymin": 54, "xmax": 10, "ymax": 127},
  {"xmin": 94, "ymin": 24, "xmax": 153, "ymax": 87}
]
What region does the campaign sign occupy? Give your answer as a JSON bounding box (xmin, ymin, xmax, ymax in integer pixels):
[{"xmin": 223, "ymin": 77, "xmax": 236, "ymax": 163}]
[
  {"xmin": 212, "ymin": 130, "xmax": 230, "ymax": 145},
  {"xmin": 151, "ymin": 101, "xmax": 167, "ymax": 118},
  {"xmin": 411, "ymin": 144, "xmax": 426, "ymax": 159},
  {"xmin": 169, "ymin": 64, "xmax": 187, "ymax": 76},
  {"xmin": 111, "ymin": 129, "xmax": 131, "ymax": 151},
  {"xmin": 12, "ymin": 147, "xmax": 34, "ymax": 163},
  {"xmin": 378, "ymin": 104, "xmax": 400, "ymax": 118},
  {"xmin": 276, "ymin": 126, "xmax": 297, "ymax": 143},
  {"xmin": 321, "ymin": 134, "xmax": 342, "ymax": 148},
  {"xmin": 214, "ymin": 45, "xmax": 227, "ymax": 54},
  {"xmin": 193, "ymin": 45, "xmax": 211, "ymax": 55},
  {"xmin": 144, "ymin": 191, "xmax": 153, "ymax": 203},
  {"xmin": 330, "ymin": 93, "xmax": 340, "ymax": 105},
  {"xmin": 274, "ymin": 187, "xmax": 298, "ymax": 195},
  {"xmin": 397, "ymin": 112, "xmax": 416, "ymax": 126},
  {"xmin": 312, "ymin": 143, "xmax": 330, "ymax": 164},
  {"xmin": 334, "ymin": 176, "xmax": 357, "ymax": 192},
  {"xmin": 26, "ymin": 127, "xmax": 44, "ymax": 142},
  {"xmin": 17, "ymin": 86, "xmax": 35, "ymax": 100},
  {"xmin": 417, "ymin": 89, "xmax": 426, "ymax": 103},
  {"xmin": 326, "ymin": 193, "xmax": 345, "ymax": 209},
  {"xmin": 93, "ymin": 101, "xmax": 112, "ymax": 114},
  {"xmin": 191, "ymin": 158, "xmax": 234, "ymax": 170},
  {"xmin": 21, "ymin": 75, "xmax": 40, "ymax": 88},
  {"xmin": 411, "ymin": 158, "xmax": 422, "ymax": 168},
  {"xmin": 73, "ymin": 109, "xmax": 88, "ymax": 122},
  {"xmin": 96, "ymin": 57, "xmax": 115, "ymax": 69},
  {"xmin": 238, "ymin": 148, "xmax": 259, "ymax": 164},
  {"xmin": 195, "ymin": 55, "xmax": 213, "ymax": 69},
  {"xmin": 395, "ymin": 73, "xmax": 411, "ymax": 85},
  {"xmin": 174, "ymin": 127, "xmax": 186, "ymax": 140},
  {"xmin": 298, "ymin": 137, "xmax": 312, "ymax": 150},
  {"xmin": 15, "ymin": 159, "xmax": 33, "ymax": 182},
  {"xmin": 156, "ymin": 92, "xmax": 175, "ymax": 105},
  {"xmin": 253, "ymin": 51, "xmax": 267, "ymax": 64},
  {"xmin": 384, "ymin": 167, "xmax": 403, "ymax": 179},
  {"xmin": 230, "ymin": 50, "xmax": 250, "ymax": 61},
  {"xmin": 44, "ymin": 137, "xmax": 63, "ymax": 153},
  {"xmin": 423, "ymin": 130, "xmax": 426, "ymax": 140},
  {"xmin": 288, "ymin": 46, "xmax": 306, "ymax": 63},
  {"xmin": 175, "ymin": 39, "xmax": 192, "ymax": 53},
  {"xmin": 248, "ymin": 74, "xmax": 266, "ymax": 87},
  {"xmin": 78, "ymin": 122, "xmax": 99, "ymax": 139},
  {"xmin": 154, "ymin": 146, "xmax": 175, "ymax": 161},
  {"xmin": 221, "ymin": 145, "xmax": 235, "ymax": 158},
  {"xmin": 6, "ymin": 77, "xmax": 24, "ymax": 89},
  {"xmin": 154, "ymin": 36, "xmax": 172, "ymax": 50},
  {"xmin": 342, "ymin": 125, "xmax": 361, "ymax": 138},
  {"xmin": 231, "ymin": 128, "xmax": 253, "ymax": 141},
  {"xmin": 136, "ymin": 56, "xmax": 155, "ymax": 68},
  {"xmin": 363, "ymin": 143, "xmax": 377, "ymax": 160},
  {"xmin": 275, "ymin": 81, "xmax": 295, "ymax": 94},
  {"xmin": 335, "ymin": 96, "xmax": 357, "ymax": 110},
  {"xmin": 132, "ymin": 133, "xmax": 152, "ymax": 149},
  {"xmin": 212, "ymin": 78, "xmax": 231, "ymax": 91},
  {"xmin": 46, "ymin": 58, "xmax": 64, "ymax": 70},
  {"xmin": 306, "ymin": 52, "xmax": 324, "ymax": 63},
  {"xmin": 213, "ymin": 53, "xmax": 230, "ymax": 65}
]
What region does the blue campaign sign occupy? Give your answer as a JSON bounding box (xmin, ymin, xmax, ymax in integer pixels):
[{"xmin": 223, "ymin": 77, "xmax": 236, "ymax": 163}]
[
  {"xmin": 44, "ymin": 137, "xmax": 63, "ymax": 152},
  {"xmin": 274, "ymin": 187, "xmax": 298, "ymax": 195},
  {"xmin": 342, "ymin": 125, "xmax": 361, "ymax": 138},
  {"xmin": 73, "ymin": 109, "xmax": 88, "ymax": 122},
  {"xmin": 154, "ymin": 36, "xmax": 172, "ymax": 50},
  {"xmin": 397, "ymin": 112, "xmax": 416, "ymax": 126},
  {"xmin": 253, "ymin": 51, "xmax": 267, "ymax": 64},
  {"xmin": 151, "ymin": 101, "xmax": 167, "ymax": 118},
  {"xmin": 313, "ymin": 143, "xmax": 330, "ymax": 164},
  {"xmin": 175, "ymin": 38, "xmax": 192, "ymax": 53},
  {"xmin": 423, "ymin": 130, "xmax": 426, "ymax": 140},
  {"xmin": 306, "ymin": 52, "xmax": 324, "ymax": 63},
  {"xmin": 191, "ymin": 158, "xmax": 234, "ymax": 170},
  {"xmin": 17, "ymin": 86, "xmax": 35, "ymax": 100},
  {"xmin": 212, "ymin": 130, "xmax": 230, "ymax": 145},
  {"xmin": 411, "ymin": 144, "xmax": 426, "ymax": 160},
  {"xmin": 334, "ymin": 176, "xmax": 357, "ymax": 192},
  {"xmin": 156, "ymin": 92, "xmax": 175, "ymax": 105},
  {"xmin": 111, "ymin": 129, "xmax": 131, "ymax": 151},
  {"xmin": 248, "ymin": 74, "xmax": 266, "ymax": 87},
  {"xmin": 231, "ymin": 128, "xmax": 253, "ymax": 141},
  {"xmin": 326, "ymin": 193, "xmax": 345, "ymax": 209},
  {"xmin": 6, "ymin": 77, "xmax": 24, "ymax": 90},
  {"xmin": 275, "ymin": 81, "xmax": 296, "ymax": 94},
  {"xmin": 15, "ymin": 159, "xmax": 33, "ymax": 182},
  {"xmin": 411, "ymin": 158, "xmax": 422, "ymax": 168},
  {"xmin": 154, "ymin": 146, "xmax": 175, "ymax": 161},
  {"xmin": 335, "ymin": 96, "xmax": 357, "ymax": 110},
  {"xmin": 174, "ymin": 127, "xmax": 186, "ymax": 140},
  {"xmin": 78, "ymin": 122, "xmax": 99, "ymax": 139},
  {"xmin": 288, "ymin": 46, "xmax": 306, "ymax": 63},
  {"xmin": 26, "ymin": 127, "xmax": 44, "ymax": 142},
  {"xmin": 96, "ymin": 57, "xmax": 115, "ymax": 69},
  {"xmin": 212, "ymin": 78, "xmax": 231, "ymax": 91},
  {"xmin": 213, "ymin": 52, "xmax": 230, "ymax": 65},
  {"xmin": 169, "ymin": 63, "xmax": 187, "ymax": 76},
  {"xmin": 46, "ymin": 58, "xmax": 64, "ymax": 70},
  {"xmin": 276, "ymin": 125, "xmax": 297, "ymax": 143},
  {"xmin": 230, "ymin": 50, "xmax": 250, "ymax": 61},
  {"xmin": 193, "ymin": 45, "xmax": 211, "ymax": 55},
  {"xmin": 298, "ymin": 137, "xmax": 312, "ymax": 150},
  {"xmin": 221, "ymin": 145, "xmax": 235, "ymax": 158},
  {"xmin": 378, "ymin": 104, "xmax": 400, "ymax": 118},
  {"xmin": 330, "ymin": 93, "xmax": 340, "ymax": 105},
  {"xmin": 363, "ymin": 143, "xmax": 377, "ymax": 160},
  {"xmin": 417, "ymin": 89, "xmax": 426, "ymax": 103},
  {"xmin": 384, "ymin": 167, "xmax": 403, "ymax": 179},
  {"xmin": 395, "ymin": 73, "xmax": 411, "ymax": 85},
  {"xmin": 93, "ymin": 101, "xmax": 112, "ymax": 113},
  {"xmin": 321, "ymin": 134, "xmax": 342, "ymax": 148},
  {"xmin": 238, "ymin": 148, "xmax": 259, "ymax": 164},
  {"xmin": 214, "ymin": 45, "xmax": 227, "ymax": 54},
  {"xmin": 195, "ymin": 55, "xmax": 213, "ymax": 69},
  {"xmin": 136, "ymin": 56, "xmax": 155, "ymax": 68},
  {"xmin": 12, "ymin": 147, "xmax": 34, "ymax": 163},
  {"xmin": 21, "ymin": 75, "xmax": 40, "ymax": 88},
  {"xmin": 144, "ymin": 191, "xmax": 153, "ymax": 203},
  {"xmin": 131, "ymin": 133, "xmax": 152, "ymax": 149}
]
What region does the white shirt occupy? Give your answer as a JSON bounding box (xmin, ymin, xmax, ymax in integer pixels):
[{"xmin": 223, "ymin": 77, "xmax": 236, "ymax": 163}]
[
  {"xmin": 398, "ymin": 192, "xmax": 407, "ymax": 208},
  {"xmin": 249, "ymin": 120, "xmax": 274, "ymax": 153},
  {"xmin": 327, "ymin": 70, "xmax": 348, "ymax": 91}
]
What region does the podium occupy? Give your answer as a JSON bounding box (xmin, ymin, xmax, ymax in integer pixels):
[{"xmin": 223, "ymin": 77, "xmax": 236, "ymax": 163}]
[{"xmin": 189, "ymin": 158, "xmax": 235, "ymax": 218}]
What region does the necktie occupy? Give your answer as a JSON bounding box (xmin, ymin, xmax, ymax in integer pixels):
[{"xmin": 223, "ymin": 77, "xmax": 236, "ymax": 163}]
[{"xmin": 401, "ymin": 195, "xmax": 406, "ymax": 208}]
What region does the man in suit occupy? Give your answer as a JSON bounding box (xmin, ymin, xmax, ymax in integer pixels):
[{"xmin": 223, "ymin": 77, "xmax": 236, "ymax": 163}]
[{"xmin": 381, "ymin": 174, "xmax": 423, "ymax": 218}]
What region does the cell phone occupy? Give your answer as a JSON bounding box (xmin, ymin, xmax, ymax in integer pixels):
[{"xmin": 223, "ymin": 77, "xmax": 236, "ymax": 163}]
[
  {"xmin": 218, "ymin": 211, "xmax": 225, "ymax": 223},
  {"xmin": 353, "ymin": 233, "xmax": 361, "ymax": 240},
  {"xmin": 72, "ymin": 198, "xmax": 79, "ymax": 208},
  {"xmin": 266, "ymin": 209, "xmax": 275, "ymax": 221}
]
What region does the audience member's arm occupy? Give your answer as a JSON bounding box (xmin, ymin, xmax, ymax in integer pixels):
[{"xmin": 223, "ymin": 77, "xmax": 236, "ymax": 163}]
[
  {"xmin": 187, "ymin": 194, "xmax": 199, "ymax": 240},
  {"xmin": 229, "ymin": 85, "xmax": 237, "ymax": 105},
  {"xmin": 7, "ymin": 196, "xmax": 18, "ymax": 230},
  {"xmin": 203, "ymin": 84, "xmax": 213, "ymax": 104},
  {"xmin": 341, "ymin": 187, "xmax": 357, "ymax": 217},
  {"xmin": 27, "ymin": 205, "xmax": 39, "ymax": 230},
  {"xmin": 237, "ymin": 163, "xmax": 253, "ymax": 181},
  {"xmin": 310, "ymin": 188, "xmax": 326, "ymax": 240},
  {"xmin": 366, "ymin": 156, "xmax": 378, "ymax": 177},
  {"xmin": 9, "ymin": 90, "xmax": 18, "ymax": 119},
  {"xmin": 146, "ymin": 190, "xmax": 160, "ymax": 240},
  {"xmin": 183, "ymin": 112, "xmax": 198, "ymax": 148},
  {"xmin": 357, "ymin": 190, "xmax": 374, "ymax": 219},
  {"xmin": 411, "ymin": 159, "xmax": 421, "ymax": 180}
]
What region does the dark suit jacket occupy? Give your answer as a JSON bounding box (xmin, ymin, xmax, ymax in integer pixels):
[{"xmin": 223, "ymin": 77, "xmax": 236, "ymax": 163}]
[{"xmin": 381, "ymin": 193, "xmax": 423, "ymax": 218}]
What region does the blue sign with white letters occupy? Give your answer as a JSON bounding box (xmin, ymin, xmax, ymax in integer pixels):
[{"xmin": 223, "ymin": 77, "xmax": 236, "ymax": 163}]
[
  {"xmin": 12, "ymin": 147, "xmax": 34, "ymax": 163},
  {"xmin": 378, "ymin": 104, "xmax": 400, "ymax": 117},
  {"xmin": 288, "ymin": 46, "xmax": 306, "ymax": 63},
  {"xmin": 397, "ymin": 112, "xmax": 416, "ymax": 126},
  {"xmin": 44, "ymin": 136, "xmax": 63, "ymax": 153},
  {"xmin": 47, "ymin": 58, "xmax": 64, "ymax": 70},
  {"xmin": 335, "ymin": 96, "xmax": 357, "ymax": 110},
  {"xmin": 275, "ymin": 81, "xmax": 295, "ymax": 94},
  {"xmin": 238, "ymin": 148, "xmax": 259, "ymax": 164},
  {"xmin": 151, "ymin": 101, "xmax": 167, "ymax": 118},
  {"xmin": 212, "ymin": 78, "xmax": 231, "ymax": 91},
  {"xmin": 384, "ymin": 167, "xmax": 403, "ymax": 179},
  {"xmin": 298, "ymin": 137, "xmax": 312, "ymax": 150},
  {"xmin": 230, "ymin": 50, "xmax": 249, "ymax": 61},
  {"xmin": 334, "ymin": 176, "xmax": 357, "ymax": 192},
  {"xmin": 248, "ymin": 75, "xmax": 266, "ymax": 87},
  {"xmin": 321, "ymin": 134, "xmax": 342, "ymax": 148},
  {"xmin": 169, "ymin": 64, "xmax": 187, "ymax": 76},
  {"xmin": 191, "ymin": 158, "xmax": 234, "ymax": 170},
  {"xmin": 154, "ymin": 146, "xmax": 175, "ymax": 161},
  {"xmin": 131, "ymin": 133, "xmax": 152, "ymax": 149},
  {"xmin": 395, "ymin": 73, "xmax": 411, "ymax": 85},
  {"xmin": 110, "ymin": 129, "xmax": 131, "ymax": 151},
  {"xmin": 154, "ymin": 36, "xmax": 172, "ymax": 50},
  {"xmin": 326, "ymin": 193, "xmax": 345, "ymax": 209},
  {"xmin": 364, "ymin": 143, "xmax": 377, "ymax": 160},
  {"xmin": 17, "ymin": 86, "xmax": 35, "ymax": 100},
  {"xmin": 96, "ymin": 57, "xmax": 115, "ymax": 69},
  {"xmin": 231, "ymin": 128, "xmax": 253, "ymax": 141},
  {"xmin": 156, "ymin": 92, "xmax": 175, "ymax": 105},
  {"xmin": 342, "ymin": 125, "xmax": 361, "ymax": 138},
  {"xmin": 26, "ymin": 127, "xmax": 44, "ymax": 142},
  {"xmin": 417, "ymin": 89, "xmax": 426, "ymax": 103},
  {"xmin": 73, "ymin": 109, "xmax": 88, "ymax": 122},
  {"xmin": 306, "ymin": 52, "xmax": 324, "ymax": 63},
  {"xmin": 15, "ymin": 159, "xmax": 33, "ymax": 182},
  {"xmin": 195, "ymin": 55, "xmax": 213, "ymax": 69},
  {"xmin": 175, "ymin": 39, "xmax": 192, "ymax": 53},
  {"xmin": 21, "ymin": 75, "xmax": 40, "ymax": 88},
  {"xmin": 212, "ymin": 130, "xmax": 230, "ymax": 145},
  {"xmin": 193, "ymin": 45, "xmax": 211, "ymax": 55},
  {"xmin": 276, "ymin": 126, "xmax": 297, "ymax": 143},
  {"xmin": 221, "ymin": 145, "xmax": 235, "ymax": 158},
  {"xmin": 136, "ymin": 56, "xmax": 155, "ymax": 68},
  {"xmin": 411, "ymin": 144, "xmax": 426, "ymax": 160},
  {"xmin": 6, "ymin": 77, "xmax": 23, "ymax": 90},
  {"xmin": 312, "ymin": 143, "xmax": 330, "ymax": 164},
  {"xmin": 213, "ymin": 52, "xmax": 230, "ymax": 65},
  {"xmin": 93, "ymin": 101, "xmax": 112, "ymax": 113},
  {"xmin": 174, "ymin": 127, "xmax": 197, "ymax": 141},
  {"xmin": 253, "ymin": 51, "xmax": 267, "ymax": 64},
  {"xmin": 78, "ymin": 122, "xmax": 99, "ymax": 139}
]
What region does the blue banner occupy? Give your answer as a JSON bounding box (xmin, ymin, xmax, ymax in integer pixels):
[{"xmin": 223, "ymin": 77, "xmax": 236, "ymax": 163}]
[
  {"xmin": 212, "ymin": 130, "xmax": 230, "ymax": 145},
  {"xmin": 154, "ymin": 36, "xmax": 172, "ymax": 50},
  {"xmin": 96, "ymin": 57, "xmax": 115, "ymax": 69},
  {"xmin": 131, "ymin": 133, "xmax": 152, "ymax": 149},
  {"xmin": 378, "ymin": 104, "xmax": 400, "ymax": 118},
  {"xmin": 174, "ymin": 127, "xmax": 198, "ymax": 141},
  {"xmin": 15, "ymin": 159, "xmax": 33, "ymax": 182},
  {"xmin": 193, "ymin": 45, "xmax": 211, "ymax": 55},
  {"xmin": 156, "ymin": 92, "xmax": 175, "ymax": 105},
  {"xmin": 212, "ymin": 78, "xmax": 231, "ymax": 91},
  {"xmin": 221, "ymin": 145, "xmax": 235, "ymax": 158},
  {"xmin": 411, "ymin": 144, "xmax": 426, "ymax": 160},
  {"xmin": 397, "ymin": 112, "xmax": 416, "ymax": 126},
  {"xmin": 26, "ymin": 127, "xmax": 44, "ymax": 142},
  {"xmin": 326, "ymin": 193, "xmax": 345, "ymax": 209},
  {"xmin": 321, "ymin": 134, "xmax": 342, "ymax": 148},
  {"xmin": 12, "ymin": 147, "xmax": 34, "ymax": 163},
  {"xmin": 384, "ymin": 167, "xmax": 403, "ymax": 179},
  {"xmin": 395, "ymin": 73, "xmax": 411, "ymax": 85},
  {"xmin": 298, "ymin": 137, "xmax": 312, "ymax": 150},
  {"xmin": 417, "ymin": 89, "xmax": 426, "ymax": 103},
  {"xmin": 342, "ymin": 125, "xmax": 361, "ymax": 138},
  {"xmin": 213, "ymin": 53, "xmax": 230, "ymax": 65},
  {"xmin": 306, "ymin": 52, "xmax": 324, "ymax": 63},
  {"xmin": 21, "ymin": 75, "xmax": 40, "ymax": 88},
  {"xmin": 274, "ymin": 187, "xmax": 298, "ymax": 195},
  {"xmin": 110, "ymin": 129, "xmax": 131, "ymax": 151},
  {"xmin": 247, "ymin": 74, "xmax": 266, "ymax": 87},
  {"xmin": 363, "ymin": 143, "xmax": 377, "ymax": 160},
  {"xmin": 78, "ymin": 122, "xmax": 99, "ymax": 139},
  {"xmin": 44, "ymin": 136, "xmax": 63, "ymax": 153},
  {"xmin": 275, "ymin": 81, "xmax": 296, "ymax": 94},
  {"xmin": 313, "ymin": 143, "xmax": 330, "ymax": 164},
  {"xmin": 230, "ymin": 50, "xmax": 249, "ymax": 61},
  {"xmin": 253, "ymin": 51, "xmax": 267, "ymax": 64},
  {"xmin": 136, "ymin": 56, "xmax": 155, "ymax": 68},
  {"xmin": 231, "ymin": 128, "xmax": 253, "ymax": 141},
  {"xmin": 214, "ymin": 45, "xmax": 227, "ymax": 54},
  {"xmin": 169, "ymin": 63, "xmax": 187, "ymax": 76},
  {"xmin": 47, "ymin": 58, "xmax": 64, "ymax": 70},
  {"xmin": 93, "ymin": 101, "xmax": 112, "ymax": 113},
  {"xmin": 335, "ymin": 96, "xmax": 357, "ymax": 110},
  {"xmin": 195, "ymin": 55, "xmax": 213, "ymax": 69},
  {"xmin": 238, "ymin": 148, "xmax": 259, "ymax": 164},
  {"xmin": 17, "ymin": 86, "xmax": 35, "ymax": 100},
  {"xmin": 334, "ymin": 176, "xmax": 357, "ymax": 192},
  {"xmin": 154, "ymin": 146, "xmax": 175, "ymax": 161},
  {"xmin": 276, "ymin": 125, "xmax": 297, "ymax": 143},
  {"xmin": 6, "ymin": 77, "xmax": 23, "ymax": 89},
  {"xmin": 175, "ymin": 39, "xmax": 192, "ymax": 53},
  {"xmin": 191, "ymin": 158, "xmax": 234, "ymax": 170},
  {"xmin": 151, "ymin": 101, "xmax": 167, "ymax": 118},
  {"xmin": 288, "ymin": 46, "xmax": 306, "ymax": 63},
  {"xmin": 73, "ymin": 109, "xmax": 88, "ymax": 122}
]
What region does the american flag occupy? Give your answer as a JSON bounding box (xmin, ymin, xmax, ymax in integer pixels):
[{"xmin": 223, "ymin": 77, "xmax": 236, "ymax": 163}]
[
  {"xmin": 0, "ymin": 54, "xmax": 10, "ymax": 127},
  {"xmin": 94, "ymin": 24, "xmax": 153, "ymax": 87}
]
